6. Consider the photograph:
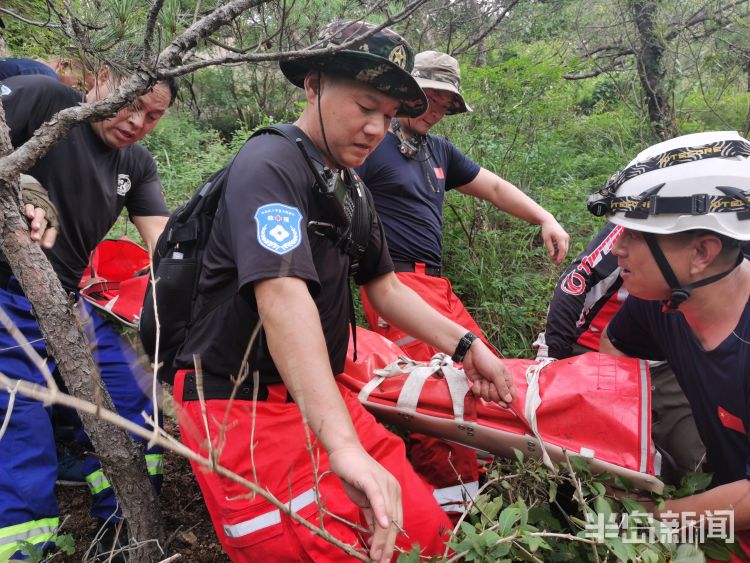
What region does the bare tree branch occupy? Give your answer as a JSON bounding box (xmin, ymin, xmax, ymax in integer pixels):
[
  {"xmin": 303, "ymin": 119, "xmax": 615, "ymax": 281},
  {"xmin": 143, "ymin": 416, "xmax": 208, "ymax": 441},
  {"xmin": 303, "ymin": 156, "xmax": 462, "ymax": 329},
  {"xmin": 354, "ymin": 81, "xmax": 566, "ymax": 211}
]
[
  {"xmin": 451, "ymin": 0, "xmax": 522, "ymax": 57},
  {"xmin": 144, "ymin": 0, "xmax": 167, "ymax": 61},
  {"xmin": 0, "ymin": 6, "xmax": 62, "ymax": 29}
]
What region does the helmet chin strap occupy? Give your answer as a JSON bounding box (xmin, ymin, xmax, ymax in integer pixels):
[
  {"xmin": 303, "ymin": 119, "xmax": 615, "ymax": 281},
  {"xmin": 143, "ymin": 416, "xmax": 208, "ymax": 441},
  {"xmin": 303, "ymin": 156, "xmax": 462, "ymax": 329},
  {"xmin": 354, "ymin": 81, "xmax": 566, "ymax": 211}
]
[{"xmin": 642, "ymin": 232, "xmax": 744, "ymax": 311}]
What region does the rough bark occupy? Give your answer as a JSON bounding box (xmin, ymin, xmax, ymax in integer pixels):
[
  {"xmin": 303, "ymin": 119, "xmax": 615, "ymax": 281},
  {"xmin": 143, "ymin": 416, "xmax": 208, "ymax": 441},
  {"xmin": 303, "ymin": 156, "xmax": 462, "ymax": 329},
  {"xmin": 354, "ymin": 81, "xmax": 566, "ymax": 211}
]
[
  {"xmin": 0, "ymin": 1, "xmax": 432, "ymax": 559},
  {"xmin": 0, "ymin": 110, "xmax": 163, "ymax": 560}
]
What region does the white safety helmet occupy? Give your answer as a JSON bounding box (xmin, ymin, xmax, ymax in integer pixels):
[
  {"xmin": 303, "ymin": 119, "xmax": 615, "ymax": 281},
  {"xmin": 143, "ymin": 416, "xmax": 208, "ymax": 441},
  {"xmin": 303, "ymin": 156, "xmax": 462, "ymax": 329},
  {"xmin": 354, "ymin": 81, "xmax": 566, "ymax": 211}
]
[{"xmin": 588, "ymin": 131, "xmax": 750, "ymax": 241}]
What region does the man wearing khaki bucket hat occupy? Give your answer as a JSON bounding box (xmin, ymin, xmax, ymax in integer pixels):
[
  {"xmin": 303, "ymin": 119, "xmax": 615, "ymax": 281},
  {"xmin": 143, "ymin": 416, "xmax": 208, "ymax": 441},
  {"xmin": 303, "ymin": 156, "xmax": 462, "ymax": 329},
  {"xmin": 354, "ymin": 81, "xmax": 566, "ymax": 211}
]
[
  {"xmin": 171, "ymin": 24, "xmax": 518, "ymax": 562},
  {"xmin": 357, "ymin": 50, "xmax": 570, "ymax": 516}
]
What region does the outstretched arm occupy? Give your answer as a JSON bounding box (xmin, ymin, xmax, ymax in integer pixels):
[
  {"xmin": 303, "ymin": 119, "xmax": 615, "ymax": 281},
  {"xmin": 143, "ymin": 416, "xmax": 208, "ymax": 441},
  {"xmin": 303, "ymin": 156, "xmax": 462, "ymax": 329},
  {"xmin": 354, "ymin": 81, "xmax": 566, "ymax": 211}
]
[
  {"xmin": 255, "ymin": 276, "xmax": 401, "ymax": 563},
  {"xmin": 656, "ymin": 480, "xmax": 750, "ymax": 531},
  {"xmin": 364, "ymin": 272, "xmax": 516, "ymax": 406},
  {"xmin": 458, "ymin": 168, "xmax": 570, "ymax": 264}
]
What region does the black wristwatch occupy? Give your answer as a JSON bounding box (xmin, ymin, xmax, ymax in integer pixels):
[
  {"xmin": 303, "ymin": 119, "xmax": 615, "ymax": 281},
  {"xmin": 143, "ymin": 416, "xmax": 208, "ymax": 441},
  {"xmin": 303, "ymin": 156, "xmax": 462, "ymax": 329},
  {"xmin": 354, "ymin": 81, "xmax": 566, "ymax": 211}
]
[{"xmin": 451, "ymin": 331, "xmax": 478, "ymax": 363}]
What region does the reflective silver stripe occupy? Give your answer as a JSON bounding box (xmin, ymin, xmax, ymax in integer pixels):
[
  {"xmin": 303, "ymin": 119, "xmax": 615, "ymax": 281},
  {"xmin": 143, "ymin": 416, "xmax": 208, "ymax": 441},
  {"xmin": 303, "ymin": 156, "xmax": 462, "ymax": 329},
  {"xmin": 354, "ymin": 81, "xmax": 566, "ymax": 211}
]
[
  {"xmin": 222, "ymin": 488, "xmax": 317, "ymax": 538},
  {"xmin": 394, "ymin": 335, "xmax": 416, "ymax": 347},
  {"xmin": 0, "ymin": 524, "xmax": 57, "ymax": 547},
  {"xmin": 86, "ymin": 472, "xmax": 111, "ymax": 494},
  {"xmin": 639, "ymin": 359, "xmax": 649, "ymax": 473},
  {"xmin": 433, "ymin": 481, "xmax": 479, "ymax": 512}
]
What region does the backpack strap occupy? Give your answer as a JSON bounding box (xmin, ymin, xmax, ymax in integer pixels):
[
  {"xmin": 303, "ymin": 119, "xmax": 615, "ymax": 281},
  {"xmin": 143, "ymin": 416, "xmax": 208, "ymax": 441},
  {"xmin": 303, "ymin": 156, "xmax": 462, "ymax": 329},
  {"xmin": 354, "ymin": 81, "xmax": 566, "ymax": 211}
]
[{"xmin": 252, "ymin": 125, "xmax": 373, "ymax": 361}]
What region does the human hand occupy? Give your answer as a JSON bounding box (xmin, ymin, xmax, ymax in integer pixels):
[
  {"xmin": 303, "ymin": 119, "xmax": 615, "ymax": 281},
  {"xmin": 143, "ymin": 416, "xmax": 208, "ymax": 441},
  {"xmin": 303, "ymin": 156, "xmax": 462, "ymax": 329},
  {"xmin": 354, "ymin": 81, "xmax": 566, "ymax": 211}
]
[
  {"xmin": 328, "ymin": 445, "xmax": 403, "ymax": 563},
  {"xmin": 540, "ymin": 217, "xmax": 569, "ymax": 265},
  {"xmin": 462, "ymin": 341, "xmax": 516, "ymax": 407},
  {"xmin": 21, "ymin": 175, "xmax": 58, "ymax": 249}
]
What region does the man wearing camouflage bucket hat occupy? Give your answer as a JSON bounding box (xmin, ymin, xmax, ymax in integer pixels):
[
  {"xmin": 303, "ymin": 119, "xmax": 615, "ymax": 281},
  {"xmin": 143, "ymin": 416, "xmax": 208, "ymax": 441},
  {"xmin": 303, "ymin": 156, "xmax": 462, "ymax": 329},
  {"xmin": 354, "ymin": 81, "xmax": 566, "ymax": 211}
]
[
  {"xmin": 356, "ymin": 50, "xmax": 570, "ymax": 516},
  {"xmin": 172, "ymin": 21, "xmax": 517, "ymax": 562}
]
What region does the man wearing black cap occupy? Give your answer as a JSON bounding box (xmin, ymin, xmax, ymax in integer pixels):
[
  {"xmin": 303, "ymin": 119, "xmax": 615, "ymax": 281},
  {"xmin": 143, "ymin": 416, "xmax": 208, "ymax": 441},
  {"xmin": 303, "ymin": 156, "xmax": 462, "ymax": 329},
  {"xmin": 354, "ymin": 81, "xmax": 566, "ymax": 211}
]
[
  {"xmin": 171, "ymin": 22, "xmax": 516, "ymax": 562},
  {"xmin": 356, "ymin": 50, "xmax": 570, "ymax": 515}
]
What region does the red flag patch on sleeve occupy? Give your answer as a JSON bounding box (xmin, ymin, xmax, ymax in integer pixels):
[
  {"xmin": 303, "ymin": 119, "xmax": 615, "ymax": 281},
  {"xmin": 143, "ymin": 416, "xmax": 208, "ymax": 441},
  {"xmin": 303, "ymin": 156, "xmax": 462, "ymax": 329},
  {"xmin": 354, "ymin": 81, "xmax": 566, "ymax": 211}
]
[
  {"xmin": 434, "ymin": 167, "xmax": 445, "ymax": 180},
  {"xmin": 718, "ymin": 406, "xmax": 746, "ymax": 435}
]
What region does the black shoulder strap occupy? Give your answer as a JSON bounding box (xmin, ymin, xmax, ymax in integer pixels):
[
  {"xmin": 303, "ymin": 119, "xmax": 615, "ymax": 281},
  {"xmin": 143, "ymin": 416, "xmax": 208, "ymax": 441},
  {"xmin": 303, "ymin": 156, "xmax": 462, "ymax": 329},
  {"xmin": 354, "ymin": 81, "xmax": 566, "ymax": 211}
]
[{"xmin": 251, "ymin": 124, "xmax": 326, "ymax": 168}]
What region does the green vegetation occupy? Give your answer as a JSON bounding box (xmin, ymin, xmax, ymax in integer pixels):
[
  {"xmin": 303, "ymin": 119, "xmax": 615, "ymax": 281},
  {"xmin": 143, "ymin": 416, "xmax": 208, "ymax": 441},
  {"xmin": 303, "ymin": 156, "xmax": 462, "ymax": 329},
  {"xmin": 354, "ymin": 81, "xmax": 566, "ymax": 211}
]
[
  {"xmin": 398, "ymin": 453, "xmax": 740, "ymax": 562},
  {"xmin": 11, "ymin": 1, "xmax": 748, "ymax": 557}
]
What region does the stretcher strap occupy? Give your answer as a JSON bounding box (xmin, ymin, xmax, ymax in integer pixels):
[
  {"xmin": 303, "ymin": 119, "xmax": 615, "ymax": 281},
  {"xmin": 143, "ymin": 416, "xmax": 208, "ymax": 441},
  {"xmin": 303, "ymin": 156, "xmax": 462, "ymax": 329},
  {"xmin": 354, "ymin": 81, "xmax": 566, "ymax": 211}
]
[
  {"xmin": 364, "ymin": 353, "xmax": 471, "ymax": 421},
  {"xmin": 524, "ymin": 359, "xmax": 555, "ymax": 470},
  {"xmin": 359, "ymin": 356, "xmax": 422, "ymax": 402},
  {"xmin": 434, "ymin": 355, "xmax": 471, "ymax": 422}
]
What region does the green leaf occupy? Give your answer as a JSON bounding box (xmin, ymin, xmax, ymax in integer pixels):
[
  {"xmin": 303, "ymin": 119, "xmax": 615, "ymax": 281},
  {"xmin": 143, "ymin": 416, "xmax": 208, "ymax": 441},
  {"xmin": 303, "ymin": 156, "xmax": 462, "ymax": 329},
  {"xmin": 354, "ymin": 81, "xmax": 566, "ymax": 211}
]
[
  {"xmin": 522, "ymin": 532, "xmax": 552, "ymax": 552},
  {"xmin": 498, "ymin": 506, "xmax": 522, "ymax": 536},
  {"xmin": 528, "ymin": 505, "xmax": 561, "ymax": 529},
  {"xmin": 490, "ymin": 541, "xmax": 512, "ymax": 558},
  {"xmin": 590, "ymin": 481, "xmax": 606, "ymax": 496},
  {"xmin": 604, "ymin": 537, "xmax": 639, "ymax": 562},
  {"xmin": 549, "ymin": 480, "xmax": 558, "ymax": 503},
  {"xmin": 54, "ymin": 533, "xmax": 76, "ymax": 555},
  {"xmin": 673, "ymin": 543, "xmax": 707, "ymax": 563},
  {"xmin": 514, "ymin": 448, "xmax": 525, "ymax": 463},
  {"xmin": 593, "ymin": 496, "xmax": 613, "ymax": 520},
  {"xmin": 620, "ymin": 497, "xmax": 646, "ymax": 514},
  {"xmin": 675, "ymin": 472, "xmax": 714, "ymax": 498},
  {"xmin": 699, "ymin": 539, "xmax": 732, "ymax": 561},
  {"xmin": 614, "ymin": 474, "xmax": 634, "ymax": 492}
]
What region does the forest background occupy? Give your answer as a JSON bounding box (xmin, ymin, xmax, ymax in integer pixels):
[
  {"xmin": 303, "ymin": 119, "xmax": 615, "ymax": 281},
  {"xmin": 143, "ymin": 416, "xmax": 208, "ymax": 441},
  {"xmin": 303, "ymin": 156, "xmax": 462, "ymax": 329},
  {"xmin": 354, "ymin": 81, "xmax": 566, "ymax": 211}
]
[
  {"xmin": 2, "ymin": 0, "xmax": 750, "ymax": 561},
  {"xmin": 8, "ymin": 0, "xmax": 750, "ymax": 357}
]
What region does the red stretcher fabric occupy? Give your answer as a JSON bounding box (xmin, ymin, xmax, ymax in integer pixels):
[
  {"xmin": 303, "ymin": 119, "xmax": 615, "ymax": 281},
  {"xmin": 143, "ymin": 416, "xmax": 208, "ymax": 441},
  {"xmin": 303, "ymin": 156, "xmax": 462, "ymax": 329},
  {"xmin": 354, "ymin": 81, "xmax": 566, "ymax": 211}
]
[
  {"xmin": 342, "ymin": 327, "xmax": 663, "ymax": 494},
  {"xmin": 78, "ymin": 238, "xmax": 150, "ymax": 327}
]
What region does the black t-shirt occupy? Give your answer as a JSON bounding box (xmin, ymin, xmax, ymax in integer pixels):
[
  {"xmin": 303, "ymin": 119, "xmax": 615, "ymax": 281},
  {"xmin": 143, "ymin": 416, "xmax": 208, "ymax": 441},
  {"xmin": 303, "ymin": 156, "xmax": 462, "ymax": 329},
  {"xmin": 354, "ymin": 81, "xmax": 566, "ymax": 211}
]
[
  {"xmin": 176, "ymin": 131, "xmax": 393, "ymax": 382},
  {"xmin": 356, "ymin": 132, "xmax": 480, "ymax": 267},
  {"xmin": 608, "ymin": 296, "xmax": 750, "ymax": 487},
  {"xmin": 1, "ymin": 75, "xmax": 168, "ymax": 290}
]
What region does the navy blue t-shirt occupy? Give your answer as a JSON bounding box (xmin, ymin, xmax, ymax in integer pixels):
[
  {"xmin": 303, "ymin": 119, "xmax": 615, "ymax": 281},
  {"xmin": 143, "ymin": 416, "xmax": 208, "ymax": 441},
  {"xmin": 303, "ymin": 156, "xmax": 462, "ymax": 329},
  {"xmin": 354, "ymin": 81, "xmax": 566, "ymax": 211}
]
[
  {"xmin": 0, "ymin": 58, "xmax": 57, "ymax": 81},
  {"xmin": 607, "ymin": 296, "xmax": 750, "ymax": 487},
  {"xmin": 356, "ymin": 131, "xmax": 480, "ymax": 267}
]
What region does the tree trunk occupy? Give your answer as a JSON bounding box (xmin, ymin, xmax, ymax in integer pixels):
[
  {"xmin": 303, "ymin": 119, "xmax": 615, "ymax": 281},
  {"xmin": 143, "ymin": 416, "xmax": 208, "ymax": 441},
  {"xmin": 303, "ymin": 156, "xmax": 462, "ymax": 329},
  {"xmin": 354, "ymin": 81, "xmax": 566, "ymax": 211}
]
[
  {"xmin": 0, "ymin": 110, "xmax": 164, "ymax": 561},
  {"xmin": 630, "ymin": 0, "xmax": 676, "ymax": 140},
  {"xmin": 468, "ymin": 0, "xmax": 487, "ymax": 67}
]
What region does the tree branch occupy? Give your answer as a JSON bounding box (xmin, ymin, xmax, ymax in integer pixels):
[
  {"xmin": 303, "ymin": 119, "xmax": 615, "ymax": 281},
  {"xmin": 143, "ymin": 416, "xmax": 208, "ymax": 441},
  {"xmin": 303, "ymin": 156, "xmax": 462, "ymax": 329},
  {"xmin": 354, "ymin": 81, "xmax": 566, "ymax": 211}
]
[
  {"xmin": 144, "ymin": 0, "xmax": 167, "ymax": 61},
  {"xmin": 0, "ymin": 6, "xmax": 62, "ymax": 29},
  {"xmin": 0, "ymin": 372, "xmax": 372, "ymax": 562}
]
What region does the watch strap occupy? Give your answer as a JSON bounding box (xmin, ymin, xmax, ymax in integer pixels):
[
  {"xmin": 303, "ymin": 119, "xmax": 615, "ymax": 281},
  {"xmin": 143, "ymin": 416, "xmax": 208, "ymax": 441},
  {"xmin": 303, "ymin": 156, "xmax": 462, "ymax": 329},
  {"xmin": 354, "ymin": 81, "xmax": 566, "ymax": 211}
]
[{"xmin": 451, "ymin": 331, "xmax": 478, "ymax": 363}]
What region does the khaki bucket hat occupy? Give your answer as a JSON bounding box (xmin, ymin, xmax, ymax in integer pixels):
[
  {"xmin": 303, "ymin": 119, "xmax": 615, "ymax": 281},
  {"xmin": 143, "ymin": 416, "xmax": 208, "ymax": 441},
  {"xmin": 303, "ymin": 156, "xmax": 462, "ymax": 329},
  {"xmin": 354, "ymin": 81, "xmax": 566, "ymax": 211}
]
[
  {"xmin": 412, "ymin": 51, "xmax": 472, "ymax": 114},
  {"xmin": 279, "ymin": 21, "xmax": 427, "ymax": 118}
]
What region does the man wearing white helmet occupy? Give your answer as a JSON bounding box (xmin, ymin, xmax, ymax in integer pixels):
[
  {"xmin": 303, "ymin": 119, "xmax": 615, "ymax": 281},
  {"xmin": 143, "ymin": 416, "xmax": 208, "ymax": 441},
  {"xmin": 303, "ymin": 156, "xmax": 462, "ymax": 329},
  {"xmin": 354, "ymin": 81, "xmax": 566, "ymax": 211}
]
[{"xmin": 597, "ymin": 131, "xmax": 750, "ymax": 547}]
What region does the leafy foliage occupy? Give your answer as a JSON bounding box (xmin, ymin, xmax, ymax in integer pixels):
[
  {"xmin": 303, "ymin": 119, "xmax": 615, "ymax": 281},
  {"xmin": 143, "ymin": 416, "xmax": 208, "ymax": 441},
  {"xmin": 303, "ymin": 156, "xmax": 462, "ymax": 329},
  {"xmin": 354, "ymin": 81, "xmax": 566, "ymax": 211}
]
[{"xmin": 398, "ymin": 453, "xmax": 736, "ymax": 562}]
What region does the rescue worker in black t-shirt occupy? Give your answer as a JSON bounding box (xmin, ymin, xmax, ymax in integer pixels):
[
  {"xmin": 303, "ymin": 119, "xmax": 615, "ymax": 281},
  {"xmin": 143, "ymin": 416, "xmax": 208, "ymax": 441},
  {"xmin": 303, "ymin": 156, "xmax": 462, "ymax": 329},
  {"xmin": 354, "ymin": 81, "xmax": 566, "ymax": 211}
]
[
  {"xmin": 0, "ymin": 68, "xmax": 176, "ymax": 560},
  {"xmin": 172, "ymin": 20, "xmax": 516, "ymax": 563}
]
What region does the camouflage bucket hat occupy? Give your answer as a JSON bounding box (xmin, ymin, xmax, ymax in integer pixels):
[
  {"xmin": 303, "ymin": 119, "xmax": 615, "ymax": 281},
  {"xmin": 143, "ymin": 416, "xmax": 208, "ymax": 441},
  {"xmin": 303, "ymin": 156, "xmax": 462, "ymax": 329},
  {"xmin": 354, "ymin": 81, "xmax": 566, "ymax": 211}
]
[
  {"xmin": 412, "ymin": 51, "xmax": 472, "ymax": 115},
  {"xmin": 279, "ymin": 20, "xmax": 427, "ymax": 117}
]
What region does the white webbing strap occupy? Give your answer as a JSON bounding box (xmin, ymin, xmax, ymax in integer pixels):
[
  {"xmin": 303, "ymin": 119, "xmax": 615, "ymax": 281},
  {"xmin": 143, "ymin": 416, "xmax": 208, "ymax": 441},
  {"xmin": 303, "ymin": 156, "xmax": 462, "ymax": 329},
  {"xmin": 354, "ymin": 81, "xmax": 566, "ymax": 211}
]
[
  {"xmin": 361, "ymin": 353, "xmax": 471, "ymax": 421},
  {"xmin": 524, "ymin": 358, "xmax": 555, "ymax": 470},
  {"xmin": 432, "ymin": 354, "xmax": 471, "ymax": 421},
  {"xmin": 358, "ymin": 356, "xmax": 422, "ymax": 402}
]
